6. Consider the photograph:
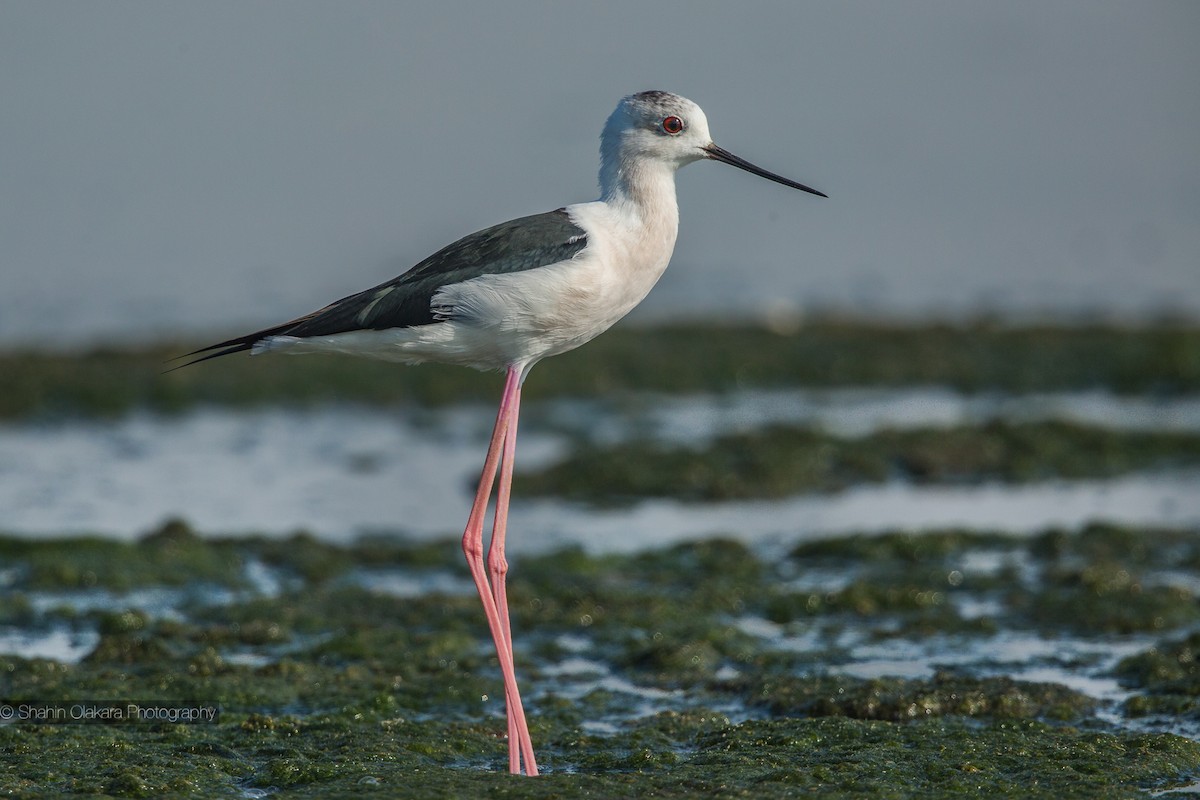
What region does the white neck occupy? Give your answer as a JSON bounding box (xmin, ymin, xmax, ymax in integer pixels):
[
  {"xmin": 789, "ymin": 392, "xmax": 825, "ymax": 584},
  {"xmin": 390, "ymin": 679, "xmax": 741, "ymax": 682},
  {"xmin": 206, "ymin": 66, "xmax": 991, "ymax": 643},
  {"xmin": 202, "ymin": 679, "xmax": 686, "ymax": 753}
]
[{"xmin": 598, "ymin": 145, "xmax": 680, "ymax": 237}]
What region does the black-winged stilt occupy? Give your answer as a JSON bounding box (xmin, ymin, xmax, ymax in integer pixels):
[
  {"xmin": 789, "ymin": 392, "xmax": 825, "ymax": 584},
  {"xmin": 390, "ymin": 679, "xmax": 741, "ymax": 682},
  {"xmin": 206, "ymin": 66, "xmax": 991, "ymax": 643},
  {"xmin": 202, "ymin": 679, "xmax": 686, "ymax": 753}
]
[{"xmin": 181, "ymin": 90, "xmax": 825, "ymax": 776}]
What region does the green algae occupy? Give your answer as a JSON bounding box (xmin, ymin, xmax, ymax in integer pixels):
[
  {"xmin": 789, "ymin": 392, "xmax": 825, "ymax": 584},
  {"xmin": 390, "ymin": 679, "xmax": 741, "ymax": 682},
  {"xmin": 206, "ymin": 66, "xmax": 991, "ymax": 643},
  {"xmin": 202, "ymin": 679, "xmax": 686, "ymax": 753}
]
[
  {"xmin": 771, "ymin": 524, "xmax": 1200, "ymax": 639},
  {"xmin": 1013, "ymin": 563, "xmax": 1200, "ymax": 634},
  {"xmin": 1117, "ymin": 632, "xmax": 1200, "ymax": 695},
  {"xmin": 2, "ymin": 320, "xmax": 1198, "ymax": 420},
  {"xmin": 736, "ymin": 672, "xmax": 1096, "ymax": 721},
  {"xmin": 685, "ymin": 718, "xmax": 1200, "ymax": 800},
  {"xmin": 3, "ymin": 524, "xmax": 1200, "ymax": 796},
  {"xmin": 0, "ymin": 519, "xmax": 247, "ymax": 592},
  {"xmin": 789, "ymin": 528, "xmax": 1021, "ymax": 563},
  {"xmin": 2, "ymin": 712, "xmax": 1195, "ymax": 798},
  {"xmin": 516, "ymin": 420, "xmax": 1200, "ymax": 505},
  {"xmin": 1116, "ymin": 631, "xmax": 1200, "ymax": 718}
]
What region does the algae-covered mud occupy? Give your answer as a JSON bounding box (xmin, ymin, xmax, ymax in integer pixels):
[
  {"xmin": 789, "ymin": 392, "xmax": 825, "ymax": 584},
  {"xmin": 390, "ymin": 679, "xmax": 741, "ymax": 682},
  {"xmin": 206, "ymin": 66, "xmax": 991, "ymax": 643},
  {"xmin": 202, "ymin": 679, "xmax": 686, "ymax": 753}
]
[
  {"xmin": 2, "ymin": 321, "xmax": 1198, "ymax": 421},
  {"xmin": 3, "ymin": 321, "xmax": 1200, "ymax": 796},
  {"xmin": 3, "ymin": 522, "xmax": 1200, "ymax": 797},
  {"xmin": 517, "ymin": 420, "xmax": 1200, "ymax": 504}
]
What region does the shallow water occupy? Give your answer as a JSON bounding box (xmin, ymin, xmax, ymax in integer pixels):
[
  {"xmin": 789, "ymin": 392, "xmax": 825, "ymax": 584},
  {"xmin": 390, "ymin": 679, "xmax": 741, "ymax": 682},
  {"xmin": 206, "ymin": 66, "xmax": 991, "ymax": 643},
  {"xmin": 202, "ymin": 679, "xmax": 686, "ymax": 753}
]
[
  {"xmin": 566, "ymin": 388, "xmax": 1200, "ymax": 444},
  {"xmin": 2, "ymin": 390, "xmax": 1199, "ymax": 548}
]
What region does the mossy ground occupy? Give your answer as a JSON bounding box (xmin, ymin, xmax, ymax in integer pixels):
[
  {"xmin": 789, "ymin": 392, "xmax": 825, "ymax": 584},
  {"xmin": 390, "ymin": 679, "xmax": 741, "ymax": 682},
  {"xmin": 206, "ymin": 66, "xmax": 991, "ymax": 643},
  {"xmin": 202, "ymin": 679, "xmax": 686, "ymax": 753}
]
[
  {"xmin": 516, "ymin": 420, "xmax": 1200, "ymax": 505},
  {"xmin": 3, "ymin": 320, "xmax": 1198, "ymax": 421},
  {"xmin": 3, "ymin": 522, "xmax": 1200, "ymax": 797}
]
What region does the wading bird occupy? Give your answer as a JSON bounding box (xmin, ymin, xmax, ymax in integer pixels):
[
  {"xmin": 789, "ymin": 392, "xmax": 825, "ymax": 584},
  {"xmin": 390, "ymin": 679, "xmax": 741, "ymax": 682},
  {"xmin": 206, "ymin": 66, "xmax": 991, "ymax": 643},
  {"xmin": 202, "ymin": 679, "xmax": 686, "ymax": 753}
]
[{"xmin": 181, "ymin": 90, "xmax": 825, "ymax": 775}]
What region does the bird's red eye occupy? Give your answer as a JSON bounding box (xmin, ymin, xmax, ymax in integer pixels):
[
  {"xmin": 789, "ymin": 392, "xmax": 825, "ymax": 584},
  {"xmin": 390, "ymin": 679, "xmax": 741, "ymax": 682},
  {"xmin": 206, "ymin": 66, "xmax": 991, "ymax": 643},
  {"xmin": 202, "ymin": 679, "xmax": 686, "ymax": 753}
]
[{"xmin": 661, "ymin": 115, "xmax": 684, "ymax": 134}]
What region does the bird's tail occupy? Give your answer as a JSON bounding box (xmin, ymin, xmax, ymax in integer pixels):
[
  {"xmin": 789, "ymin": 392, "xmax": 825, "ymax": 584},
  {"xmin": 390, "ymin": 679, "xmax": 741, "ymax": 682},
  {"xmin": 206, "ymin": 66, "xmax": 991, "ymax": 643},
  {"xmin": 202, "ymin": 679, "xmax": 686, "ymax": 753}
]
[{"xmin": 165, "ymin": 321, "xmax": 302, "ymax": 372}]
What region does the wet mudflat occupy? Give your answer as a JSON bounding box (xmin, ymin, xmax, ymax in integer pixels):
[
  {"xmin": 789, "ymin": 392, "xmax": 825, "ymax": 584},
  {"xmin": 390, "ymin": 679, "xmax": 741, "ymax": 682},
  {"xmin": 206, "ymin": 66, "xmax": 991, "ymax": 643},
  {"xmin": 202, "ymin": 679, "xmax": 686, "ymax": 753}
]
[
  {"xmin": 2, "ymin": 320, "xmax": 1199, "ymax": 797},
  {"xmin": 3, "ymin": 522, "xmax": 1200, "ymax": 797}
]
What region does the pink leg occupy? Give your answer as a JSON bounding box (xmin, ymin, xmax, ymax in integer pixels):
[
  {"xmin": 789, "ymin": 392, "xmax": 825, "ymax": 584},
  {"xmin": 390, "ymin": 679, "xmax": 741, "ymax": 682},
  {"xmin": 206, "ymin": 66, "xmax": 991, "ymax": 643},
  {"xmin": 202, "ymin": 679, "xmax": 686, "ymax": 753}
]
[
  {"xmin": 489, "ymin": 388, "xmax": 520, "ymax": 773},
  {"xmin": 488, "ymin": 383, "xmax": 538, "ymax": 775},
  {"xmin": 461, "ymin": 366, "xmax": 537, "ymax": 776}
]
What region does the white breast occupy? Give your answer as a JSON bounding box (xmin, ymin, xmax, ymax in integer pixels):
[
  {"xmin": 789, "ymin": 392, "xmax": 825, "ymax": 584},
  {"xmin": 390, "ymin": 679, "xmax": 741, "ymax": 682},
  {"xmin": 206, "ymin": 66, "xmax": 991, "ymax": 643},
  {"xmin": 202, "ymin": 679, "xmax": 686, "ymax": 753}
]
[{"xmin": 415, "ymin": 196, "xmax": 679, "ymax": 368}]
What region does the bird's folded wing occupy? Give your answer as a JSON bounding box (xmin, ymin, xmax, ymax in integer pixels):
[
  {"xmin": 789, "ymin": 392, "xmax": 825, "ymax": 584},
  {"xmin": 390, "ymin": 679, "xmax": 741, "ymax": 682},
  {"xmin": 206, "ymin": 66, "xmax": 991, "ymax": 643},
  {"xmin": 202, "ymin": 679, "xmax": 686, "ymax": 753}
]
[{"xmin": 178, "ymin": 208, "xmax": 588, "ymax": 365}]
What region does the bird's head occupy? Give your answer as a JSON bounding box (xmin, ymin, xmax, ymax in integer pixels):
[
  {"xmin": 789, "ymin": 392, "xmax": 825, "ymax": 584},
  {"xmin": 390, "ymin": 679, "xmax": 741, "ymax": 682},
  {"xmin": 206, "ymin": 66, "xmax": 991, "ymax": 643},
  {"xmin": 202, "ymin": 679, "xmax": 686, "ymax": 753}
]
[
  {"xmin": 600, "ymin": 90, "xmax": 826, "ymax": 198},
  {"xmin": 602, "ymin": 91, "xmax": 713, "ymax": 169}
]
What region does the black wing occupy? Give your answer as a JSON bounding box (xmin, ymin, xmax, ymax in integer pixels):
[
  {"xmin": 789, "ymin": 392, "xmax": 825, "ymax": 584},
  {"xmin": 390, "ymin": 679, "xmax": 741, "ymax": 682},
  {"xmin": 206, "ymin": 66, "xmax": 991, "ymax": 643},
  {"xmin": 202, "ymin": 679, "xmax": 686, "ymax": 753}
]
[{"xmin": 177, "ymin": 209, "xmax": 588, "ymax": 366}]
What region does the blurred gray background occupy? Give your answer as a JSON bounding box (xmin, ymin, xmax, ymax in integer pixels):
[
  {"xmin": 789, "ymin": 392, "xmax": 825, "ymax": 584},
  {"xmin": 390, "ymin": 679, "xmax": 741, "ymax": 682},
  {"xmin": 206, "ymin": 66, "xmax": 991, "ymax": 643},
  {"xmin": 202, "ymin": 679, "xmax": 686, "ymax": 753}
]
[{"xmin": 2, "ymin": 1, "xmax": 1197, "ymax": 347}]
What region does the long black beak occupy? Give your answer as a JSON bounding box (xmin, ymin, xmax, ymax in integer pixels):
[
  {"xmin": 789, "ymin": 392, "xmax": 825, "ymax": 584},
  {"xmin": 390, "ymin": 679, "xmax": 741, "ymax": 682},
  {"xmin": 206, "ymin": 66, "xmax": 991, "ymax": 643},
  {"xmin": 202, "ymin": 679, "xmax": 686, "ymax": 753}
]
[{"xmin": 703, "ymin": 143, "xmax": 827, "ymax": 198}]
